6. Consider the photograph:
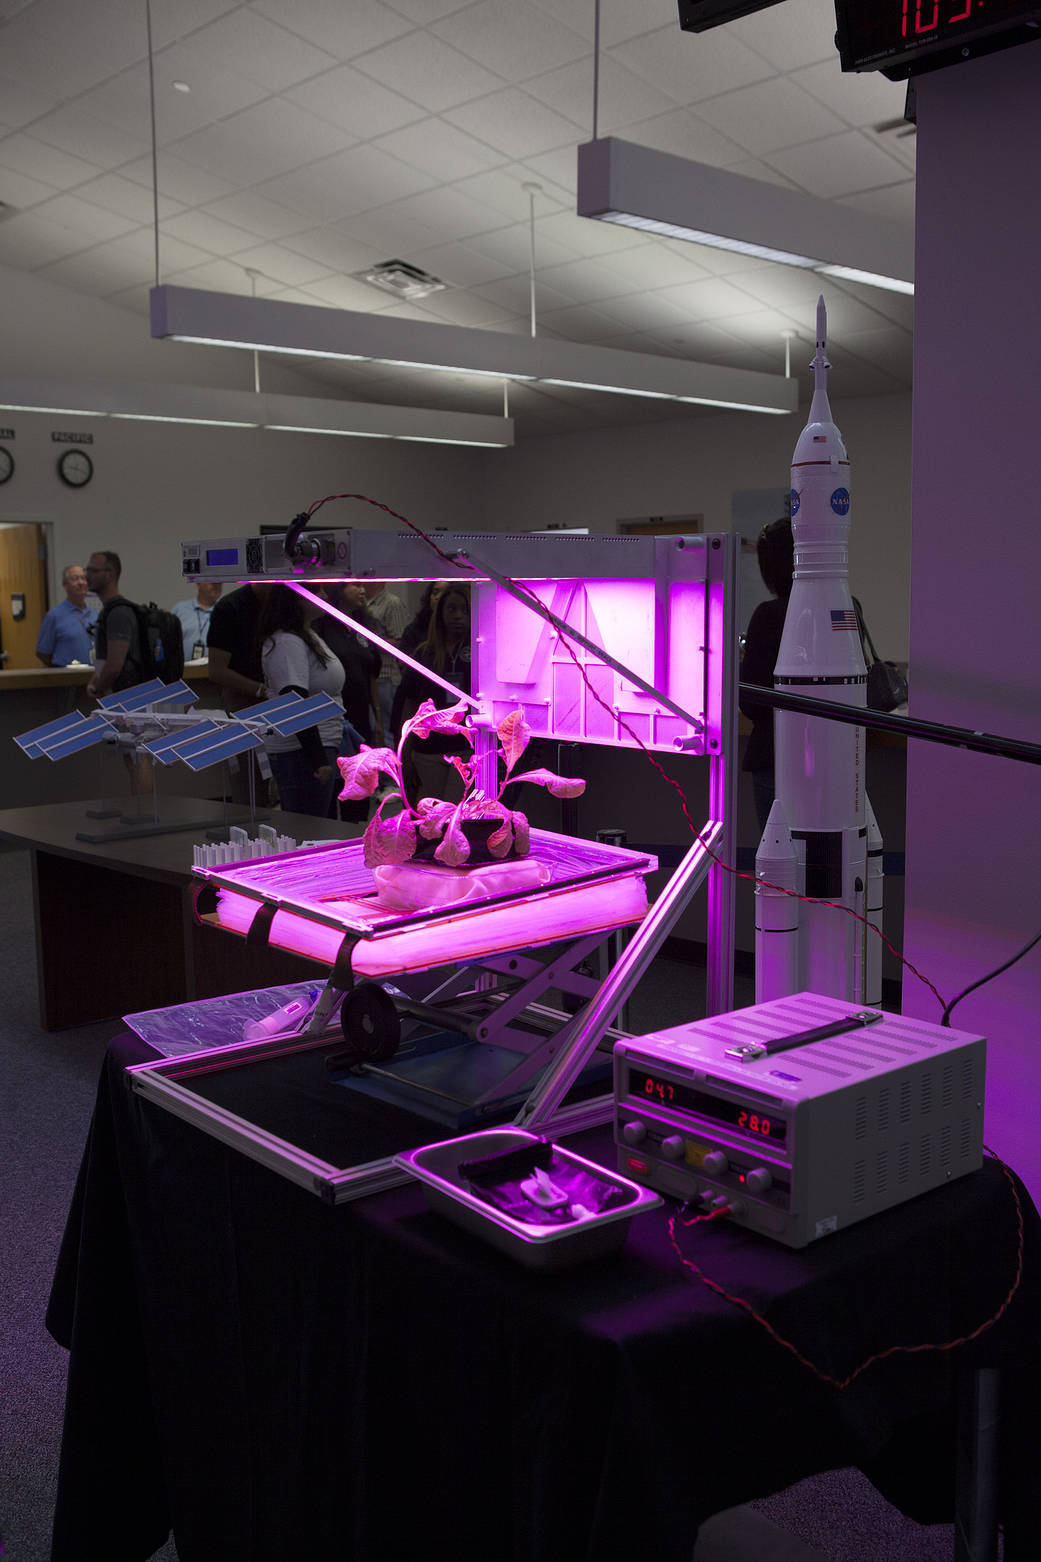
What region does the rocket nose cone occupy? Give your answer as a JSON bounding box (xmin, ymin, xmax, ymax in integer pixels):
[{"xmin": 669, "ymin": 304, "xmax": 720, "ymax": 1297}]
[{"xmin": 758, "ymin": 798, "xmax": 795, "ymax": 858}]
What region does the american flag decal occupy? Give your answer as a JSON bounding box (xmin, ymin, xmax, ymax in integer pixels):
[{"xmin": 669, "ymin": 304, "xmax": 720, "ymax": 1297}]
[{"xmin": 830, "ymin": 609, "xmax": 858, "ymax": 631}]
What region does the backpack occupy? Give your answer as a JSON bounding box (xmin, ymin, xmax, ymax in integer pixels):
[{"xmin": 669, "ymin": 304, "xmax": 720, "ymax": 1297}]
[{"xmin": 100, "ymin": 599, "xmax": 185, "ymax": 685}]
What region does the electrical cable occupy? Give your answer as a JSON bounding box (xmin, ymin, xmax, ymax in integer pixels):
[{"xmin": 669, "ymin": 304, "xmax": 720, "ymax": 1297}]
[
  {"xmin": 281, "ymin": 494, "xmax": 1033, "ymax": 1024},
  {"xmin": 666, "ymin": 1148, "xmax": 1024, "ymax": 1391}
]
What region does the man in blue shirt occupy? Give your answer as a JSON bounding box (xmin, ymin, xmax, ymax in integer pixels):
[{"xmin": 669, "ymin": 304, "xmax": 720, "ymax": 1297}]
[
  {"xmin": 170, "ymin": 580, "xmax": 223, "ymax": 663},
  {"xmin": 36, "ymin": 564, "xmax": 97, "ymax": 667}
]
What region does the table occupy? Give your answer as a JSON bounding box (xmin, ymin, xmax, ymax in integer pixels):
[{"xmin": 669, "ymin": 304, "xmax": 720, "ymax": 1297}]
[
  {"xmin": 0, "ymin": 797, "xmax": 354, "ymax": 1029},
  {"xmin": 46, "ymin": 1034, "xmax": 1041, "ymax": 1562}
]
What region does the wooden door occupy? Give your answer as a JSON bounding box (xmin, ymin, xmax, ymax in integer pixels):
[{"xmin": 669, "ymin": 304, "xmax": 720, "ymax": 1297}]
[{"xmin": 0, "ymin": 524, "xmax": 49, "ymax": 669}]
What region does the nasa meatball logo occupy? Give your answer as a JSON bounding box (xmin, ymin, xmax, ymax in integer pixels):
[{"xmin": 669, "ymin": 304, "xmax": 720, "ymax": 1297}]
[
  {"xmin": 789, "ymin": 488, "xmax": 800, "ymax": 515},
  {"xmin": 830, "ymin": 487, "xmax": 850, "ymax": 516}
]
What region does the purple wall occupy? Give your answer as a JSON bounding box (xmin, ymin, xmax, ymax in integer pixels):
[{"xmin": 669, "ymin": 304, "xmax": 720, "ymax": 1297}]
[{"xmin": 905, "ymin": 44, "xmax": 1041, "ymax": 1197}]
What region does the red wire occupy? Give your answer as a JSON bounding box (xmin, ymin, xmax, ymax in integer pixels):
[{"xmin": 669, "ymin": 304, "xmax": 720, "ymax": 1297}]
[
  {"xmin": 666, "ymin": 1150, "xmax": 1024, "ymax": 1391},
  {"xmin": 298, "ymin": 493, "xmax": 949, "ymax": 1014}
]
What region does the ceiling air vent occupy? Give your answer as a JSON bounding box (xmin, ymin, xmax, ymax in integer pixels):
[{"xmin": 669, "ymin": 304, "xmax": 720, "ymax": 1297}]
[{"xmin": 354, "ymin": 259, "xmax": 447, "ymax": 302}]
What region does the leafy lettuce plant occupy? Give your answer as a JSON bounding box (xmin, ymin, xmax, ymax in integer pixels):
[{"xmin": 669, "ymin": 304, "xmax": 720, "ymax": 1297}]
[{"xmin": 337, "ymin": 700, "xmax": 585, "ymax": 869}]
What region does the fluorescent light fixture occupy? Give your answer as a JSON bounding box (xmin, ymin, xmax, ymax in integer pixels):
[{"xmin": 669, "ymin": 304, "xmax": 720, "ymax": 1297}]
[
  {"xmin": 577, "ymin": 137, "xmax": 914, "ymax": 297},
  {"xmin": 151, "ymin": 284, "xmax": 798, "ymax": 416},
  {"xmin": 0, "ymin": 374, "xmax": 514, "ymax": 447}
]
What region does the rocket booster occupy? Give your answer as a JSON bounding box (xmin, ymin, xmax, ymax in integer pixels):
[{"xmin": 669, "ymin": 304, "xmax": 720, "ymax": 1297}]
[{"xmin": 754, "ymin": 298, "xmax": 882, "ymax": 1005}]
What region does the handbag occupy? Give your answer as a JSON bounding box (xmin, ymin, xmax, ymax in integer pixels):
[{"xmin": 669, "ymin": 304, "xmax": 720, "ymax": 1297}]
[{"xmin": 852, "ymin": 599, "xmax": 908, "ymax": 712}]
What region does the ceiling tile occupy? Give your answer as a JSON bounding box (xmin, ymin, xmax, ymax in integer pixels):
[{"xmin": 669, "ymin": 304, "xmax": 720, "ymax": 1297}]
[
  {"xmin": 179, "ymin": 8, "xmax": 338, "ymax": 90},
  {"xmin": 596, "ymin": 242, "xmax": 711, "ymax": 290},
  {"xmin": 382, "ymin": 0, "xmax": 477, "ymax": 19},
  {"xmin": 375, "ymin": 118, "xmax": 507, "ymax": 181},
  {"xmin": 225, "ymin": 241, "xmax": 337, "ymax": 287},
  {"xmin": 36, "ymin": 243, "xmax": 153, "ymax": 297},
  {"xmin": 533, "ymin": 255, "xmax": 632, "ymax": 302},
  {"xmin": 120, "ymin": 153, "xmax": 237, "ymax": 207},
  {"xmin": 268, "ymin": 142, "xmax": 433, "ymax": 225},
  {"xmin": 695, "ymin": 77, "xmax": 846, "ymax": 157},
  {"xmin": 416, "ymin": 288, "xmax": 519, "ymax": 327},
  {"xmin": 0, "ymin": 72, "xmax": 61, "ymax": 131},
  {"xmin": 29, "ymin": 192, "xmax": 139, "ymax": 243},
  {"xmin": 162, "ymin": 257, "xmax": 275, "ymax": 296},
  {"xmin": 723, "ymin": 156, "xmax": 801, "ymax": 188},
  {"xmin": 280, "ymin": 227, "xmax": 384, "ymax": 273},
  {"xmin": 28, "ymin": 103, "xmax": 152, "ymax": 169},
  {"xmin": 472, "ymin": 273, "xmax": 573, "ymax": 313},
  {"xmin": 0, "ymin": 133, "xmax": 103, "ymax": 191},
  {"xmin": 78, "ymin": 59, "xmax": 266, "ymax": 141},
  {"xmin": 403, "ymin": 238, "xmax": 515, "ymax": 286},
  {"xmin": 160, "ymin": 209, "xmax": 262, "ymax": 258},
  {"xmin": 300, "ymin": 274, "xmax": 402, "ymax": 310},
  {"xmin": 380, "ymin": 186, "xmax": 510, "ymax": 244},
  {"xmin": 619, "ymin": 109, "xmax": 746, "ymax": 169},
  {"xmin": 524, "ymin": 55, "xmax": 675, "ymax": 138},
  {"xmin": 791, "ymin": 59, "xmax": 910, "ymax": 131},
  {"xmin": 764, "ymin": 129, "xmax": 909, "ymax": 199},
  {"xmin": 283, "ymin": 63, "xmax": 425, "ymax": 138},
  {"xmin": 0, "ymin": 0, "xmax": 145, "ymax": 98},
  {"xmin": 170, "ymin": 98, "xmax": 355, "ymax": 186},
  {"xmin": 198, "ymin": 189, "xmax": 310, "ymax": 241},
  {"xmin": 329, "ymin": 203, "xmax": 446, "ymax": 257},
  {"xmin": 148, "ymin": 0, "xmax": 240, "ymax": 49},
  {"xmin": 526, "ymin": 0, "xmax": 677, "ymax": 50},
  {"xmin": 450, "ymin": 166, "xmax": 569, "ymax": 222},
  {"xmin": 465, "ymin": 220, "xmax": 582, "ymax": 270},
  {"xmin": 838, "ymin": 326, "xmax": 914, "ymax": 381},
  {"xmin": 353, "ymin": 31, "xmax": 506, "ymax": 111},
  {"xmin": 654, "ymin": 274, "xmax": 771, "ymax": 321},
  {"xmin": 67, "ymin": 173, "xmax": 183, "ymax": 227},
  {"xmin": 251, "ymin": 0, "xmax": 414, "ymax": 58},
  {"xmin": 594, "ymin": 289, "xmax": 698, "ymax": 332},
  {"xmin": 443, "ymin": 87, "xmax": 583, "ymax": 158},
  {"xmin": 536, "ymin": 209, "xmax": 649, "ymax": 258},
  {"xmin": 0, "ymin": 210, "xmax": 93, "ymax": 267},
  {"xmin": 0, "ymin": 165, "xmax": 62, "ymax": 210},
  {"xmin": 728, "ymin": 0, "xmax": 837, "ymax": 71},
  {"xmin": 431, "ymin": 0, "xmax": 588, "ymax": 82},
  {"xmin": 609, "ymin": 26, "xmax": 773, "ymax": 108}
]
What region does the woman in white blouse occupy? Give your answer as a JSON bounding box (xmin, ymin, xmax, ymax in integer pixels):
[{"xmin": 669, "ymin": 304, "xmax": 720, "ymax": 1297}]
[{"xmin": 257, "ymin": 585, "xmax": 345, "ymax": 817}]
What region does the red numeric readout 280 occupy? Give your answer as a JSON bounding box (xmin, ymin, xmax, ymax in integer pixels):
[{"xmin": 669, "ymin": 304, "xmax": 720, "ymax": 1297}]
[
  {"xmin": 903, "ymin": 1, "xmax": 974, "ymax": 36},
  {"xmin": 736, "ymin": 1110, "xmax": 772, "ymax": 1137}
]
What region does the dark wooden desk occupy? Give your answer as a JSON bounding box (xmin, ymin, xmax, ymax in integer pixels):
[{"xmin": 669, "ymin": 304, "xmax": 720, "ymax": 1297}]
[{"xmin": 0, "ymin": 797, "xmax": 358, "ymax": 1029}]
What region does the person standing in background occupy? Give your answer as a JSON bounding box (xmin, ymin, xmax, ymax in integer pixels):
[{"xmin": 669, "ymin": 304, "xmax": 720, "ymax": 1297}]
[
  {"xmin": 205, "ymin": 583, "xmax": 271, "ymax": 712},
  {"xmin": 363, "ymin": 580, "xmax": 409, "ymax": 739},
  {"xmin": 84, "ymin": 551, "xmax": 150, "ymax": 793},
  {"xmin": 739, "ymin": 518, "xmax": 794, "ymax": 833},
  {"xmin": 259, "ymin": 585, "xmax": 345, "ymax": 818},
  {"xmin": 170, "ymin": 581, "xmax": 223, "ymax": 664},
  {"xmin": 35, "ymin": 564, "xmax": 97, "ymax": 667}
]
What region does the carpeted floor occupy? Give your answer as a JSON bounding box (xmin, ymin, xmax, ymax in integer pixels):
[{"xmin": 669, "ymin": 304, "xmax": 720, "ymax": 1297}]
[{"xmin": 0, "ymin": 843, "xmax": 968, "ymax": 1562}]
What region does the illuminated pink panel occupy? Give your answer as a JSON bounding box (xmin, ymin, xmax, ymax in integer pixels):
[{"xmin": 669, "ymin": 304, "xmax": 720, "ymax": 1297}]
[{"xmin": 215, "ymin": 876, "xmax": 648, "ymax": 978}]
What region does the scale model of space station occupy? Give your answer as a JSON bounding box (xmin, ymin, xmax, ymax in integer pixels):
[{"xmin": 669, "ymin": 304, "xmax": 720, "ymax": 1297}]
[
  {"xmin": 122, "ymin": 521, "xmax": 740, "ymax": 1200},
  {"xmin": 15, "ymin": 680, "xmax": 345, "ymax": 841}
]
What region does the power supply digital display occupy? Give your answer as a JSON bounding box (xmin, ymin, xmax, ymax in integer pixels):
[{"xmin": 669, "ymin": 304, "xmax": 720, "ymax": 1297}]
[
  {"xmin": 627, "ymin": 1069, "xmax": 788, "ymax": 1143},
  {"xmin": 206, "ymin": 548, "xmax": 239, "ymax": 566}
]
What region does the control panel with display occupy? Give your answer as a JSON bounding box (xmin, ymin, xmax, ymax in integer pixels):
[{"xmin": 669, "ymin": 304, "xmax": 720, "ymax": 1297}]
[
  {"xmin": 835, "ymin": 0, "xmax": 1041, "ymax": 79},
  {"xmin": 613, "ymin": 992, "xmax": 986, "ymax": 1247}
]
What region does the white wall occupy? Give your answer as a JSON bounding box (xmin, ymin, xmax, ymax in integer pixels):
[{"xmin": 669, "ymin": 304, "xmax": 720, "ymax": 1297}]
[
  {"xmin": 480, "ymin": 389, "xmax": 913, "ymax": 659},
  {"xmin": 904, "ymin": 46, "xmax": 1041, "ymax": 1200}
]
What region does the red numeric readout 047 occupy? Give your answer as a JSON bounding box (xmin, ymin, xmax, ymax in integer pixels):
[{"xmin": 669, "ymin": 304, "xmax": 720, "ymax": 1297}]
[{"xmin": 903, "ymin": 0, "xmax": 974, "ymax": 36}]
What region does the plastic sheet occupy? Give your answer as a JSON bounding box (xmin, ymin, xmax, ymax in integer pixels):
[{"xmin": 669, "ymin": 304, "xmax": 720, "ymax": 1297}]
[
  {"xmin": 124, "ymin": 982, "xmax": 323, "ymax": 1058},
  {"xmin": 372, "ymin": 857, "xmax": 551, "ymax": 912}
]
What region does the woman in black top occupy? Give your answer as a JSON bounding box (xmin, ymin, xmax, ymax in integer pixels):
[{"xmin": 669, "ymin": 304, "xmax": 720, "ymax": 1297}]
[{"xmin": 398, "ymin": 585, "xmax": 471, "ymax": 804}]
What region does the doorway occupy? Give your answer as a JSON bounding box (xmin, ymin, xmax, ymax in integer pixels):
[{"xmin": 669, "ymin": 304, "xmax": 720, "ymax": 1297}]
[{"xmin": 0, "ymin": 523, "xmax": 50, "ymax": 669}]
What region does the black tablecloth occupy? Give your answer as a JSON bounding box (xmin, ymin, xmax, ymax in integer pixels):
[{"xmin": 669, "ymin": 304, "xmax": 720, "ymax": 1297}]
[{"xmin": 47, "ymin": 1035, "xmax": 1041, "ymax": 1562}]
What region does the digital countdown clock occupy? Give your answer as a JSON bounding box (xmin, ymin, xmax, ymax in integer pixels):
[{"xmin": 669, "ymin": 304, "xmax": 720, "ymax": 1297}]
[{"xmin": 835, "ymin": 0, "xmax": 1041, "ymax": 79}]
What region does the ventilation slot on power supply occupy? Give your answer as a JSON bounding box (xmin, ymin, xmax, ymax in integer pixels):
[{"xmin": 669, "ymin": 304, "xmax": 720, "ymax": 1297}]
[
  {"xmin": 919, "ymin": 1132, "xmax": 932, "ymax": 1177},
  {"xmin": 854, "ymin": 1096, "xmax": 868, "ymax": 1140},
  {"xmin": 876, "ymin": 1086, "xmax": 890, "ymax": 1134},
  {"xmin": 875, "ymin": 1149, "xmax": 889, "ymax": 1196},
  {"xmin": 852, "ymin": 1159, "xmax": 867, "ymax": 1203},
  {"xmin": 897, "ymin": 1141, "xmax": 911, "ymax": 1184},
  {"xmin": 941, "ymin": 1065, "xmax": 954, "ymax": 1109},
  {"xmin": 962, "ymin": 1056, "xmax": 976, "ymax": 1099},
  {"xmin": 899, "ymin": 1079, "xmax": 912, "ymax": 1123},
  {"xmin": 960, "ymin": 1118, "xmax": 973, "ymax": 1159},
  {"xmin": 920, "ymin": 1074, "xmax": 933, "ymax": 1115}
]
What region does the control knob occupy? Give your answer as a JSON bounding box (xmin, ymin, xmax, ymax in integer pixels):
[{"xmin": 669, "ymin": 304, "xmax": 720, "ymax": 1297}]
[
  {"xmin": 661, "ymin": 1134, "xmax": 685, "ymax": 1161},
  {"xmin": 621, "ymin": 1120, "xmax": 647, "ymax": 1147},
  {"xmin": 702, "ymin": 1150, "xmax": 728, "ymax": 1176},
  {"xmin": 745, "ymin": 1167, "xmax": 773, "ymax": 1196}
]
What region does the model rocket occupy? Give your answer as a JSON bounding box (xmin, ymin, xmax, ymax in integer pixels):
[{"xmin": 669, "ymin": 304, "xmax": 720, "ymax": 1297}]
[{"xmin": 754, "ymin": 297, "xmax": 883, "ymax": 1005}]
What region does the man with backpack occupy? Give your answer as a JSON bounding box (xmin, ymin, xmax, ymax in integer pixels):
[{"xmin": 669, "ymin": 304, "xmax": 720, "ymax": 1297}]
[{"xmin": 85, "ymin": 551, "xmax": 142, "ymax": 699}]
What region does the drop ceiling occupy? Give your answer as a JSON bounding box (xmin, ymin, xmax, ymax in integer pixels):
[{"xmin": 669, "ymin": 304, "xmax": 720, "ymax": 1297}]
[{"xmin": 0, "ymin": 0, "xmax": 915, "ymax": 438}]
